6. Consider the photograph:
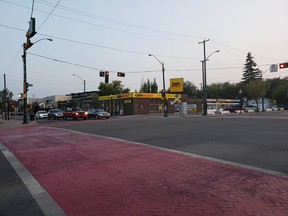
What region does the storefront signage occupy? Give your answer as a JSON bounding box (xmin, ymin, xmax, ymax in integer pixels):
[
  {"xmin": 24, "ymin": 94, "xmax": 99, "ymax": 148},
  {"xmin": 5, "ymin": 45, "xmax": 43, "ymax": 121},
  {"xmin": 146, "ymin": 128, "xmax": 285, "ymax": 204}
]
[{"xmin": 170, "ymin": 78, "xmax": 184, "ymax": 92}]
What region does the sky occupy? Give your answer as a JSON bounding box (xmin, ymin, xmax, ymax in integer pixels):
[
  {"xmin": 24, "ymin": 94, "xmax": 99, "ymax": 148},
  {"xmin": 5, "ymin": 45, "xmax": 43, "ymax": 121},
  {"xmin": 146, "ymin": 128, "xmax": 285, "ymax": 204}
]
[{"xmin": 1, "ymin": 0, "xmax": 288, "ymax": 99}]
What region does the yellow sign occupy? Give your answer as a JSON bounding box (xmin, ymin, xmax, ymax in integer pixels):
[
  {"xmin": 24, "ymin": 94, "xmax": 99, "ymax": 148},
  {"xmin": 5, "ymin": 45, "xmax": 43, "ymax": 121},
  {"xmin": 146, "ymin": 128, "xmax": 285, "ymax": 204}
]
[{"xmin": 170, "ymin": 78, "xmax": 184, "ymax": 92}]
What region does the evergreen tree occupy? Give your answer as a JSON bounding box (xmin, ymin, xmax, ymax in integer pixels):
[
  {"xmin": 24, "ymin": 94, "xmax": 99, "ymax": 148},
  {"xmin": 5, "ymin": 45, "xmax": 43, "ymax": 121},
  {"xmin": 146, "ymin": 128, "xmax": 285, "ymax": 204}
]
[
  {"xmin": 242, "ymin": 52, "xmax": 262, "ymax": 84},
  {"xmin": 151, "ymin": 78, "xmax": 158, "ymax": 93},
  {"xmin": 140, "ymin": 78, "xmax": 158, "ymax": 93}
]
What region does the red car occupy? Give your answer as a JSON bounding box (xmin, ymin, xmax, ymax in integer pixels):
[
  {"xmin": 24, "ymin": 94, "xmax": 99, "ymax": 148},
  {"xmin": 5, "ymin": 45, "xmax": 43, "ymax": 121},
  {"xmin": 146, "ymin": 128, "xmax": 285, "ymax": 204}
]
[
  {"xmin": 223, "ymin": 105, "xmax": 245, "ymax": 113},
  {"xmin": 63, "ymin": 107, "xmax": 88, "ymax": 120}
]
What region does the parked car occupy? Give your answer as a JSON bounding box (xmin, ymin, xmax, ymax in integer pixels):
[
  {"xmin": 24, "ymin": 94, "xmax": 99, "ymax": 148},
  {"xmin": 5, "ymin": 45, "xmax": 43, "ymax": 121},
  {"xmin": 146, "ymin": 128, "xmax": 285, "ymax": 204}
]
[
  {"xmin": 244, "ymin": 105, "xmax": 257, "ymax": 112},
  {"xmin": 271, "ymin": 105, "xmax": 284, "ymax": 111},
  {"xmin": 88, "ymin": 109, "xmax": 110, "ymax": 119},
  {"xmin": 35, "ymin": 110, "xmax": 48, "ymax": 119},
  {"xmin": 48, "ymin": 109, "xmax": 64, "ymax": 119},
  {"xmin": 223, "ymin": 105, "xmax": 245, "ymax": 113}
]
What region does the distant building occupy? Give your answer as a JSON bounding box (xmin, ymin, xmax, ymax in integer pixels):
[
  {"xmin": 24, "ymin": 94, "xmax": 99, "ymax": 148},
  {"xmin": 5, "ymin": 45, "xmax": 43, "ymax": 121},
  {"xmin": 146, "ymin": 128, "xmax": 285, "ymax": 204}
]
[
  {"xmin": 247, "ymin": 98, "xmax": 273, "ymax": 111},
  {"xmin": 41, "ymin": 95, "xmax": 72, "ymax": 108}
]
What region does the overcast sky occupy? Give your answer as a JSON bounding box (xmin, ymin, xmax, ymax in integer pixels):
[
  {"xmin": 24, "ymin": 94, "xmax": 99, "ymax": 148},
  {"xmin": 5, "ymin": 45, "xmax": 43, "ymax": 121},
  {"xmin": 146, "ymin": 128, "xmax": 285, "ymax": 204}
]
[{"xmin": 1, "ymin": 0, "xmax": 288, "ymax": 99}]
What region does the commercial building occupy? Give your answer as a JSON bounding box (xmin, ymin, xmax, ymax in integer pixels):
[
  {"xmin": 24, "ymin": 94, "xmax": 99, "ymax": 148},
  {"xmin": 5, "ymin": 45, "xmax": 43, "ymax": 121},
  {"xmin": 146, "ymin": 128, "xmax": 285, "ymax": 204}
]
[{"xmin": 99, "ymin": 92, "xmax": 202, "ymax": 116}]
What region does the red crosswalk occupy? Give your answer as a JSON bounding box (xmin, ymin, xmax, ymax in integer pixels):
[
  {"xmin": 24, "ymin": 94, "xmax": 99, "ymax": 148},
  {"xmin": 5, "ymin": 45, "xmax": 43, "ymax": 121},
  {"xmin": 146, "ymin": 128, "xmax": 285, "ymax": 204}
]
[{"xmin": 1, "ymin": 126, "xmax": 288, "ymax": 215}]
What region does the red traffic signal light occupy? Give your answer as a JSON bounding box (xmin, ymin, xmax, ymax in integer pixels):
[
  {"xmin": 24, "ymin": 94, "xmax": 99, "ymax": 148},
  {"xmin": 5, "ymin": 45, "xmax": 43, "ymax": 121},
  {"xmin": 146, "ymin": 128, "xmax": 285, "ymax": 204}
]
[
  {"xmin": 105, "ymin": 71, "xmax": 109, "ymax": 83},
  {"xmin": 279, "ymin": 62, "xmax": 288, "ymax": 69},
  {"xmin": 117, "ymin": 72, "xmax": 125, "ymax": 77}
]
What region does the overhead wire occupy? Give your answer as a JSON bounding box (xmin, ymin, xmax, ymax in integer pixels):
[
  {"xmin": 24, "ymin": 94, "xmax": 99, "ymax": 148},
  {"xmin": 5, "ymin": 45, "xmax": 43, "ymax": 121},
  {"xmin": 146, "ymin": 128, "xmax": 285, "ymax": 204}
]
[{"xmin": 37, "ymin": 0, "xmax": 61, "ymax": 31}]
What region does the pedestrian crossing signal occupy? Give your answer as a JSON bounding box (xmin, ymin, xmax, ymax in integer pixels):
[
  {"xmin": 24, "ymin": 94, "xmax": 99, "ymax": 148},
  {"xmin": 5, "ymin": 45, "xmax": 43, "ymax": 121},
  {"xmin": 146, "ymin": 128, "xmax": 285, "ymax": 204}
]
[{"xmin": 99, "ymin": 71, "xmax": 105, "ymax": 77}]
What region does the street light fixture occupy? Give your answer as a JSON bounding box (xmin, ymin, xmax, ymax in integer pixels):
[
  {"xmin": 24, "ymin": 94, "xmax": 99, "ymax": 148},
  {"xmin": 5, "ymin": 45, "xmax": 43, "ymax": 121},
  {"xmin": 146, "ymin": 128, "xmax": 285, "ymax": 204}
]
[
  {"xmin": 201, "ymin": 50, "xmax": 219, "ymax": 116},
  {"xmin": 148, "ymin": 54, "xmax": 168, "ymax": 117},
  {"xmin": 22, "ymin": 37, "xmax": 52, "ymax": 124},
  {"xmin": 73, "ymin": 74, "xmax": 86, "ymax": 109}
]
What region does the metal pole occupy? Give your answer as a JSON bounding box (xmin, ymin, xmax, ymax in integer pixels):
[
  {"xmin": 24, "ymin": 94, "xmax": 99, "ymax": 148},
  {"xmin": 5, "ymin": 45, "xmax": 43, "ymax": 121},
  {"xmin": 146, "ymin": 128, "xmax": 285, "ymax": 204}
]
[
  {"xmin": 149, "ymin": 54, "xmax": 168, "ymax": 117},
  {"xmin": 22, "ymin": 43, "xmax": 28, "ymax": 124},
  {"xmin": 3, "ymin": 74, "xmax": 7, "ymax": 120},
  {"xmin": 162, "ymin": 63, "xmax": 168, "ymax": 117}
]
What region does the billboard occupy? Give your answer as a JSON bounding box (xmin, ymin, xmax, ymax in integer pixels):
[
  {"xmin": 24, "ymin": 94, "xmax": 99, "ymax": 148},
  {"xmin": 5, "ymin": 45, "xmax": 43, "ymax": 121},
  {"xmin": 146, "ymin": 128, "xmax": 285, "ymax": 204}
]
[{"xmin": 170, "ymin": 78, "xmax": 184, "ymax": 92}]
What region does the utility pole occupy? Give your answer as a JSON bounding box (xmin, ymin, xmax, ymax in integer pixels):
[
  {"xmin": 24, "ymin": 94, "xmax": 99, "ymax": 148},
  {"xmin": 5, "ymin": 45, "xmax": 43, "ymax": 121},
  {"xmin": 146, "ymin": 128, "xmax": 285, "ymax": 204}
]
[
  {"xmin": 198, "ymin": 39, "xmax": 209, "ymax": 116},
  {"xmin": 3, "ymin": 74, "xmax": 7, "ymax": 120},
  {"xmin": 22, "ymin": 43, "xmax": 28, "ymax": 124}
]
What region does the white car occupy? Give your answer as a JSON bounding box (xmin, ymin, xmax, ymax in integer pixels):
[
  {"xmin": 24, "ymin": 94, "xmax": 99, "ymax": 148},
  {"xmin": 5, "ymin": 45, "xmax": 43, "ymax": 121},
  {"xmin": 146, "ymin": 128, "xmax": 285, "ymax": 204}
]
[
  {"xmin": 271, "ymin": 105, "xmax": 284, "ymax": 111},
  {"xmin": 35, "ymin": 110, "xmax": 48, "ymax": 119},
  {"xmin": 244, "ymin": 105, "xmax": 257, "ymax": 112}
]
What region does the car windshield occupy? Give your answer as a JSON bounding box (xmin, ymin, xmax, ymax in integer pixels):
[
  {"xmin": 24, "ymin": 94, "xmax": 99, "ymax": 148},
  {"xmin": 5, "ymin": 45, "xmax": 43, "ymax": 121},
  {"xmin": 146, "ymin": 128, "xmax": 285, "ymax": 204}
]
[
  {"xmin": 72, "ymin": 107, "xmax": 82, "ymax": 111},
  {"xmin": 39, "ymin": 111, "xmax": 47, "ymax": 113},
  {"xmin": 95, "ymin": 109, "xmax": 106, "ymax": 112},
  {"xmin": 54, "ymin": 110, "xmax": 62, "ymax": 113}
]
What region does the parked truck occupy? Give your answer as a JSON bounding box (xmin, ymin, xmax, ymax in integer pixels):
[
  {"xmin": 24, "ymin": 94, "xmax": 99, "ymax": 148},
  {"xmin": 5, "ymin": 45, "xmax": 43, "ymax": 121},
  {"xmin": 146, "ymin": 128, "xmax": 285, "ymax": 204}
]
[{"xmin": 63, "ymin": 107, "xmax": 88, "ymax": 120}]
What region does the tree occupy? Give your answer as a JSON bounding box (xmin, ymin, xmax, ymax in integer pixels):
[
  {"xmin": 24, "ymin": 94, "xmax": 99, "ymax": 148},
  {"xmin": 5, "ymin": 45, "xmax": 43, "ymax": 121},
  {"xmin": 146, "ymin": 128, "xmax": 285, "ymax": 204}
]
[
  {"xmin": 242, "ymin": 52, "xmax": 262, "ymax": 84},
  {"xmin": 271, "ymin": 83, "xmax": 288, "ymax": 106},
  {"xmin": 245, "ymin": 80, "xmax": 268, "ymax": 109},
  {"xmin": 98, "ymin": 80, "xmax": 130, "ymax": 96},
  {"xmin": 0, "ymin": 89, "xmax": 13, "ymax": 114},
  {"xmin": 151, "ymin": 78, "xmax": 158, "ymax": 93},
  {"xmin": 140, "ymin": 78, "xmax": 158, "ymax": 93},
  {"xmin": 207, "ymin": 82, "xmax": 240, "ymax": 99},
  {"xmin": 182, "ymin": 81, "xmax": 199, "ymax": 98}
]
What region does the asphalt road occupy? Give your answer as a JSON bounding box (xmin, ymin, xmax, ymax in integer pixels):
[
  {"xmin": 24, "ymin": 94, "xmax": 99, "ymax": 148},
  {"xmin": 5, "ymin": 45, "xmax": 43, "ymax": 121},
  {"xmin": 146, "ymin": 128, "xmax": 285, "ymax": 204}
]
[{"xmin": 39, "ymin": 111, "xmax": 288, "ymax": 174}]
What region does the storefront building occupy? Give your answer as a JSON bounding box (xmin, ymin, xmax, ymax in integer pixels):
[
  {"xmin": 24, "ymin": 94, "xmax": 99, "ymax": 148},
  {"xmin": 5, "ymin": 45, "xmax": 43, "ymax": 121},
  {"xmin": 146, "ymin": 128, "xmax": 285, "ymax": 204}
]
[{"xmin": 99, "ymin": 92, "xmax": 184, "ymax": 116}]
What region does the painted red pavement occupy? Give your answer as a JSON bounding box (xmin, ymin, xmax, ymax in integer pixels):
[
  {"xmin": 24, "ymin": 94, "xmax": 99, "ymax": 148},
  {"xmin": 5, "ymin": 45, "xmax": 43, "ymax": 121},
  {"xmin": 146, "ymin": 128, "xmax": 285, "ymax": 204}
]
[{"xmin": 1, "ymin": 126, "xmax": 288, "ymax": 216}]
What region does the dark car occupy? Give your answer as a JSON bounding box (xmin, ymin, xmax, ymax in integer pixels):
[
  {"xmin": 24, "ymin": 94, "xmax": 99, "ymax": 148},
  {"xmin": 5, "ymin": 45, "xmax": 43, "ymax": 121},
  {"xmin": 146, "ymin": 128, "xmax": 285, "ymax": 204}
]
[
  {"xmin": 48, "ymin": 109, "xmax": 64, "ymax": 119},
  {"xmin": 88, "ymin": 109, "xmax": 110, "ymax": 119},
  {"xmin": 223, "ymin": 105, "xmax": 245, "ymax": 113}
]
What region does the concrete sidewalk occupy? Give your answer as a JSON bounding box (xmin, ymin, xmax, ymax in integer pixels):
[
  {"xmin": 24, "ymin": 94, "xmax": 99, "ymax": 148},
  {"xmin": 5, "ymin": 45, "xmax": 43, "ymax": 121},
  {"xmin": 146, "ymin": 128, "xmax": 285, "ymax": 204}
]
[{"xmin": 0, "ymin": 124, "xmax": 288, "ymax": 215}]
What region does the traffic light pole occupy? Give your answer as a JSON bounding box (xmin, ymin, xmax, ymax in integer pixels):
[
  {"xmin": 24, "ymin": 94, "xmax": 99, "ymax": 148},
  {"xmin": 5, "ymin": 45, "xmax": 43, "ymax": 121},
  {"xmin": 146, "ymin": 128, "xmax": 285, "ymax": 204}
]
[
  {"xmin": 22, "ymin": 43, "xmax": 28, "ymax": 124},
  {"xmin": 161, "ymin": 63, "xmax": 168, "ymax": 117},
  {"xmin": 149, "ymin": 54, "xmax": 168, "ymax": 117}
]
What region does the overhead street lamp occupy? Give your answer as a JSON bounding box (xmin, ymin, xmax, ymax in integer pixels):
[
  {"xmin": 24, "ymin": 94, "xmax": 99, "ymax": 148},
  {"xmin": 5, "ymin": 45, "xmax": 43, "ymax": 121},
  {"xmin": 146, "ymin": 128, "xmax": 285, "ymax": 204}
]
[
  {"xmin": 149, "ymin": 54, "xmax": 168, "ymax": 117},
  {"xmin": 22, "ymin": 38, "xmax": 52, "ymax": 124},
  {"xmin": 73, "ymin": 74, "xmax": 86, "ymax": 109},
  {"xmin": 201, "ymin": 50, "xmax": 219, "ymax": 116}
]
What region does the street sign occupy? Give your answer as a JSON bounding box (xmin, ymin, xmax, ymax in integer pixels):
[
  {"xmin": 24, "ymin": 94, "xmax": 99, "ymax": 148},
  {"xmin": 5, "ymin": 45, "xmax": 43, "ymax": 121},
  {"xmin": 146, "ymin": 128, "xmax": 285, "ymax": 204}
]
[{"xmin": 270, "ymin": 64, "xmax": 278, "ymax": 73}]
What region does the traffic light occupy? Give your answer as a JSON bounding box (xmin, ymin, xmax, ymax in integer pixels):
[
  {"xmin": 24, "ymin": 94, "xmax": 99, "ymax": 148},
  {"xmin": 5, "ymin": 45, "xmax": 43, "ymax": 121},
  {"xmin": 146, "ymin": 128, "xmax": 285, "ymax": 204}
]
[
  {"xmin": 105, "ymin": 71, "xmax": 109, "ymax": 83},
  {"xmin": 99, "ymin": 71, "xmax": 105, "ymax": 77},
  {"xmin": 117, "ymin": 72, "xmax": 125, "ymax": 77},
  {"xmin": 161, "ymin": 89, "xmax": 166, "ymax": 98},
  {"xmin": 26, "ymin": 17, "xmax": 37, "ymax": 39},
  {"xmin": 25, "ymin": 82, "xmax": 29, "ymax": 92},
  {"xmin": 24, "ymin": 40, "xmax": 33, "ymax": 50},
  {"xmin": 279, "ymin": 62, "xmax": 288, "ymax": 69}
]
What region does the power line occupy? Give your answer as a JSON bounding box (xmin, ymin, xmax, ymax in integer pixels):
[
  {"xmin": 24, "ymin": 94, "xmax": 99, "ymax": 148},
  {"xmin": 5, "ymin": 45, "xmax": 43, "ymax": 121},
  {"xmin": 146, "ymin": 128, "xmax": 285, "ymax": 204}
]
[
  {"xmin": 29, "ymin": 52, "xmax": 271, "ymax": 74},
  {"xmin": 37, "ymin": 0, "xmax": 61, "ymax": 31},
  {"xmin": 35, "ymin": 0, "xmax": 204, "ymax": 39},
  {"xmin": 1, "ymin": 0, "xmax": 199, "ymax": 43},
  {"xmin": 0, "ymin": 23, "xmax": 199, "ymax": 59}
]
